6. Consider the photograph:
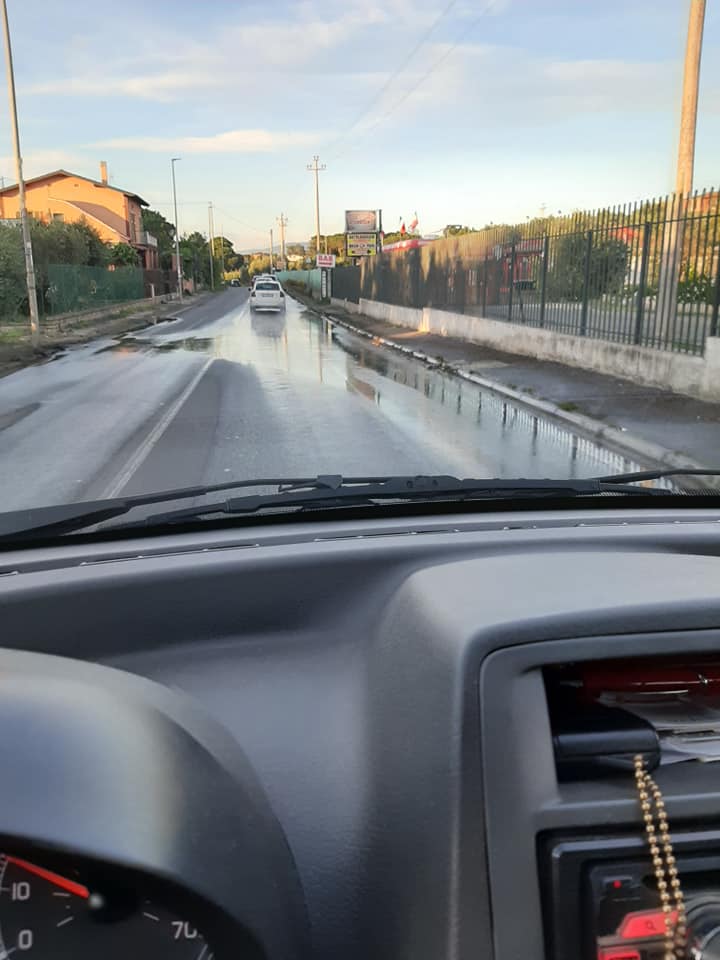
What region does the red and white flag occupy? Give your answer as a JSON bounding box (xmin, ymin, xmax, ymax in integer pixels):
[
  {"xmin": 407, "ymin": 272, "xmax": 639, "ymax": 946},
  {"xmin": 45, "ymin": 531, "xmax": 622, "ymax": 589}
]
[
  {"xmin": 409, "ymin": 212, "xmax": 419, "ymax": 232},
  {"xmin": 399, "ymin": 218, "xmax": 406, "ymax": 236}
]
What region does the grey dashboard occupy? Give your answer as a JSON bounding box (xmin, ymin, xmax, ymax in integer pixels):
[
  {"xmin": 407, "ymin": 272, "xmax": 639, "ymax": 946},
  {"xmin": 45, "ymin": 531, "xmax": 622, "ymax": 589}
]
[{"xmin": 2, "ymin": 506, "xmax": 720, "ymax": 960}]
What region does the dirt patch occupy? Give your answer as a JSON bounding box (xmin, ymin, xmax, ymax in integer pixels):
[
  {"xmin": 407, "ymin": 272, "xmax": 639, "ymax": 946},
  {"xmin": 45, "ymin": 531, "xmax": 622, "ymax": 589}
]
[{"xmin": 0, "ymin": 296, "xmax": 208, "ymax": 381}]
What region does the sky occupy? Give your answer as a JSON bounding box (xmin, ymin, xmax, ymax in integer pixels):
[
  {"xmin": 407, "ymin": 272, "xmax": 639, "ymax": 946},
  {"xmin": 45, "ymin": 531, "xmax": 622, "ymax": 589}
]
[{"xmin": 0, "ymin": 0, "xmax": 718, "ymax": 250}]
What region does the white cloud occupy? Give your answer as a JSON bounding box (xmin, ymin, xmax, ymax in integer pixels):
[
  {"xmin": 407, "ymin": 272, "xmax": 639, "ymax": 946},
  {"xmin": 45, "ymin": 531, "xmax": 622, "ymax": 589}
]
[
  {"xmin": 0, "ymin": 149, "xmax": 89, "ymax": 180},
  {"xmin": 93, "ymin": 129, "xmax": 319, "ymax": 154}
]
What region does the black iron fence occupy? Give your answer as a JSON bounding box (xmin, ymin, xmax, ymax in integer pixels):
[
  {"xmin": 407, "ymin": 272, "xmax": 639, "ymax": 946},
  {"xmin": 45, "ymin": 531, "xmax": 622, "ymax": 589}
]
[{"xmin": 358, "ymin": 190, "xmax": 720, "ymax": 356}]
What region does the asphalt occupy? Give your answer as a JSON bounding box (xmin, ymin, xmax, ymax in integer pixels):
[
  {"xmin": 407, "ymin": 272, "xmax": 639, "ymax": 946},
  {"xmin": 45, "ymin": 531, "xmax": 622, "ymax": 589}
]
[
  {"xmin": 0, "ymin": 288, "xmax": 681, "ymax": 514},
  {"xmin": 318, "ymin": 298, "xmax": 720, "ymax": 471}
]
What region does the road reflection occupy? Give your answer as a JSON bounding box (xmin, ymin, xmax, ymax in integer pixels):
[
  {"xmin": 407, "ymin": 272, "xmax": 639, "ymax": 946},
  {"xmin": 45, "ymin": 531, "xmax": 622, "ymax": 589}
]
[{"xmin": 133, "ymin": 295, "xmax": 648, "ymax": 480}]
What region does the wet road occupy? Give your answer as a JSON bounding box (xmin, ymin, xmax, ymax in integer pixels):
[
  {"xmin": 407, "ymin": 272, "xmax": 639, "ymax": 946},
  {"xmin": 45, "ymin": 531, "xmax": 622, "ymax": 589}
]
[{"xmin": 0, "ymin": 288, "xmax": 646, "ymax": 512}]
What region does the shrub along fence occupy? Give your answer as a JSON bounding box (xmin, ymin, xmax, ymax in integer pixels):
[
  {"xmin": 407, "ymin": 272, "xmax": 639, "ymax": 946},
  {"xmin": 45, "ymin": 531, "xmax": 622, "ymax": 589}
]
[{"xmin": 359, "ymin": 189, "xmax": 720, "ymax": 356}]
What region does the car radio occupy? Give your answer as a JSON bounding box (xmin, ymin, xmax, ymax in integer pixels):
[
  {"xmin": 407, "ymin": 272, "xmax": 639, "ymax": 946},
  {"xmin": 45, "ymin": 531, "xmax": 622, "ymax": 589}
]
[{"xmin": 541, "ymin": 830, "xmax": 720, "ymax": 960}]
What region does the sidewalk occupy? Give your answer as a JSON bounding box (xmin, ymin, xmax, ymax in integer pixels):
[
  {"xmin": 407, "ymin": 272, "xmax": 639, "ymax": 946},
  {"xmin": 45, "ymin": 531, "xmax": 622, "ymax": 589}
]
[{"xmin": 296, "ymin": 291, "xmax": 720, "ymax": 473}]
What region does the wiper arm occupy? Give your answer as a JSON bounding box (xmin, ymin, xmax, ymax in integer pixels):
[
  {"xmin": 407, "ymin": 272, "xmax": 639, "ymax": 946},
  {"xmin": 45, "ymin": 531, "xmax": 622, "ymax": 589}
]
[
  {"xmin": 132, "ymin": 475, "xmax": 671, "ymax": 528},
  {"xmin": 594, "ymin": 468, "xmax": 720, "ymax": 485},
  {"xmin": 0, "ymin": 475, "xmax": 369, "ymax": 542}
]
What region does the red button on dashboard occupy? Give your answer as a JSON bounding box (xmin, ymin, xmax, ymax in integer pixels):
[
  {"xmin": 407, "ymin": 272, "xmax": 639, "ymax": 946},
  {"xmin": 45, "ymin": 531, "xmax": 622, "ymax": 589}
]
[{"xmin": 618, "ymin": 908, "xmax": 678, "ymax": 939}]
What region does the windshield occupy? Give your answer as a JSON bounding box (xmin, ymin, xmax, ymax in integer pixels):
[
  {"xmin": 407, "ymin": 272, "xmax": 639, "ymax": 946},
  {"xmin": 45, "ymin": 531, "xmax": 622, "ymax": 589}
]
[{"xmin": 0, "ymin": 0, "xmax": 718, "ymax": 523}]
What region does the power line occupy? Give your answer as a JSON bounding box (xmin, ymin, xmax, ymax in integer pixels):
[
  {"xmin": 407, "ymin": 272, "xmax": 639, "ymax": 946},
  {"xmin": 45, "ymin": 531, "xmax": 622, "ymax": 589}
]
[
  {"xmin": 336, "ymin": 0, "xmax": 500, "ymax": 159},
  {"xmin": 327, "ymin": 0, "xmax": 458, "ymax": 158}
]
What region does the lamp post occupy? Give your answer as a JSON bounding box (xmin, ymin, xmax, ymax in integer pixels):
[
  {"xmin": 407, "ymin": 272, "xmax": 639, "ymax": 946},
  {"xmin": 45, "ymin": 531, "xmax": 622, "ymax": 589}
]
[
  {"xmin": 0, "ymin": 0, "xmax": 39, "ymax": 346},
  {"xmin": 170, "ymin": 157, "xmax": 183, "ymax": 302}
]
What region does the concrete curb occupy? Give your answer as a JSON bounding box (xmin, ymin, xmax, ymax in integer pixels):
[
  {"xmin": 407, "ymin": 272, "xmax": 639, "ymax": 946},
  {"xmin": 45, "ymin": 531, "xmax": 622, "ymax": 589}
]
[{"xmin": 290, "ymin": 292, "xmax": 708, "ymax": 475}]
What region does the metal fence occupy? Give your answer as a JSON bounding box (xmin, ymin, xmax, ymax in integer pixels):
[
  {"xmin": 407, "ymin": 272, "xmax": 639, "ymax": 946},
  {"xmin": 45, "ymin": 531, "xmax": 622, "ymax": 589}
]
[
  {"xmin": 45, "ymin": 263, "xmax": 145, "ymax": 315},
  {"xmin": 359, "ymin": 189, "xmax": 720, "ymax": 356}
]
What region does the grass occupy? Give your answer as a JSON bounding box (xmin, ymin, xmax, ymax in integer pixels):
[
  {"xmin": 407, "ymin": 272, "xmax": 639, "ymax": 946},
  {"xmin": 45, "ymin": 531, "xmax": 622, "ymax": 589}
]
[{"xmin": 557, "ymin": 400, "xmax": 580, "ymax": 412}]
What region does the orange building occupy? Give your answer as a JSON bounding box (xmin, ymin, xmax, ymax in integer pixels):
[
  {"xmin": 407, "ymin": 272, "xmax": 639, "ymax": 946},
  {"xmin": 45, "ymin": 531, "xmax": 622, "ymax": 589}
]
[{"xmin": 0, "ymin": 162, "xmax": 158, "ymax": 268}]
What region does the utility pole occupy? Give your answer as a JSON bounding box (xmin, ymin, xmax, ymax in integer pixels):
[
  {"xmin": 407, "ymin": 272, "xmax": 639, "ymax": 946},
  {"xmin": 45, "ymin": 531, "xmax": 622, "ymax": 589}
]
[
  {"xmin": 1, "ymin": 0, "xmax": 39, "ymax": 347},
  {"xmin": 219, "ymin": 223, "xmax": 225, "ymax": 279},
  {"xmin": 207, "ymin": 202, "xmax": 215, "ymax": 290},
  {"xmin": 277, "ymin": 213, "xmax": 288, "ymax": 268},
  {"xmin": 676, "ymin": 0, "xmax": 705, "ymax": 196},
  {"xmin": 170, "ymin": 157, "xmax": 183, "ymax": 302},
  {"xmin": 306, "ymin": 155, "xmax": 326, "ymax": 261},
  {"xmin": 269, "ymin": 228, "xmax": 274, "ymax": 272},
  {"xmin": 657, "ymin": 0, "xmax": 706, "ymax": 337}
]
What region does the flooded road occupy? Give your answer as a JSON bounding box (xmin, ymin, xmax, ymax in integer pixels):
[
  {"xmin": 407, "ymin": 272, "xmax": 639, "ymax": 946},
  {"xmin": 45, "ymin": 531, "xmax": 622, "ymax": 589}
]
[{"xmin": 0, "ymin": 288, "xmax": 649, "ymax": 512}]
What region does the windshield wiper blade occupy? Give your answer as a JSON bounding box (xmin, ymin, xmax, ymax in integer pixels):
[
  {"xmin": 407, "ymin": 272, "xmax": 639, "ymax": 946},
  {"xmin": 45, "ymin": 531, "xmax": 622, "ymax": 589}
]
[
  {"xmin": 594, "ymin": 468, "xmax": 720, "ymax": 485},
  {"xmin": 0, "ymin": 475, "xmax": 366, "ymax": 542},
  {"xmin": 131, "ymin": 474, "xmax": 671, "ymax": 528},
  {"xmin": 0, "ymin": 473, "xmax": 675, "ymax": 544}
]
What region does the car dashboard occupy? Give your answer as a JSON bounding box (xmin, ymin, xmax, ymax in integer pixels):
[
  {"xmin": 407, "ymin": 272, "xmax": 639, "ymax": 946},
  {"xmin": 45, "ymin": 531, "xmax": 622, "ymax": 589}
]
[{"xmin": 2, "ymin": 505, "xmax": 720, "ymax": 960}]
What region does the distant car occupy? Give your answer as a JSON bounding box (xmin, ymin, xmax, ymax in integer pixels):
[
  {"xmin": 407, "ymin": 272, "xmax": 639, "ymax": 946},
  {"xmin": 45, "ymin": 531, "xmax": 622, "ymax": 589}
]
[
  {"xmin": 250, "ymin": 279, "xmax": 285, "ymax": 312},
  {"xmin": 229, "ymin": 278, "xmax": 241, "ymax": 287}
]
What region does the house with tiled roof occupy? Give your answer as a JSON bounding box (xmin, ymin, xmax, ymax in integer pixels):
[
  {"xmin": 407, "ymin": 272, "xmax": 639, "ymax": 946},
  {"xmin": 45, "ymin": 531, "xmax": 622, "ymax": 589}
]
[{"xmin": 0, "ymin": 162, "xmax": 158, "ymax": 268}]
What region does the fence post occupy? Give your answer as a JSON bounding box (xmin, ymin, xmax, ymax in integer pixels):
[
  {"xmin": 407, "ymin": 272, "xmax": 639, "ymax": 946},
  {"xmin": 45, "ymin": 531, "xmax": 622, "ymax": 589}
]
[
  {"xmin": 579, "ymin": 229, "xmax": 593, "ymax": 335},
  {"xmin": 711, "ymin": 243, "xmax": 720, "ymax": 340},
  {"xmin": 634, "ymin": 221, "xmax": 652, "ymax": 345},
  {"xmin": 482, "ymin": 255, "xmax": 488, "ymax": 316},
  {"xmin": 507, "ymin": 240, "xmax": 516, "ymax": 321},
  {"xmin": 539, "ymin": 235, "xmax": 549, "ymax": 329}
]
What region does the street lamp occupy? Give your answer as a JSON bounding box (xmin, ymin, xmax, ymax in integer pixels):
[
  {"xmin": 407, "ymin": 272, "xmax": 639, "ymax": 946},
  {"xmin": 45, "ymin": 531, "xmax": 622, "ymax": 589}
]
[
  {"xmin": 170, "ymin": 157, "xmax": 183, "ymax": 302},
  {"xmin": 0, "ymin": 0, "xmax": 40, "ymax": 346}
]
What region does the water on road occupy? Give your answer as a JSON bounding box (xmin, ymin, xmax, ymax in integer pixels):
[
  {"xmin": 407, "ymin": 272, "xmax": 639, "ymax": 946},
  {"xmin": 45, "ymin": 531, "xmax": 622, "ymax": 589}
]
[{"xmin": 0, "ymin": 289, "xmax": 647, "ymax": 512}]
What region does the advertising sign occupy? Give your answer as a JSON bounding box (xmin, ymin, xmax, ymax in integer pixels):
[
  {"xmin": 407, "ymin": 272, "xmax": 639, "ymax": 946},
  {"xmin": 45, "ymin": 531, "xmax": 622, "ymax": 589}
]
[
  {"xmin": 345, "ymin": 210, "xmax": 378, "ymax": 233},
  {"xmin": 316, "ymin": 253, "xmax": 336, "ymax": 268},
  {"xmin": 347, "ymin": 232, "xmax": 378, "ymax": 257}
]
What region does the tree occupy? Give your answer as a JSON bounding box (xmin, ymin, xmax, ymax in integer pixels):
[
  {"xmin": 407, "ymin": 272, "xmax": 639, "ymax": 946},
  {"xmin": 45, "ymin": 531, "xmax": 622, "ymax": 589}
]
[
  {"xmin": 287, "ymin": 243, "xmax": 305, "ymax": 256},
  {"xmin": 110, "ymin": 242, "xmax": 139, "ymax": 267},
  {"xmin": 142, "ymin": 209, "xmax": 176, "ymax": 270},
  {"xmin": 247, "ymin": 255, "xmax": 272, "ymax": 277},
  {"xmin": 546, "ymin": 234, "xmax": 628, "ymax": 301},
  {"xmin": 442, "ymin": 224, "xmax": 475, "ymax": 237},
  {"xmin": 179, "ymin": 231, "xmax": 218, "ymax": 287},
  {"xmin": 0, "ymin": 225, "xmax": 28, "ymax": 317}
]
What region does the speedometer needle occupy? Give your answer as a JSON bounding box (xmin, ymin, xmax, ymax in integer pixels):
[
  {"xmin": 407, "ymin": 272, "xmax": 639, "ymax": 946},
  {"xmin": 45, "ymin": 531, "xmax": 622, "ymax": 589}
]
[{"xmin": 6, "ymin": 856, "xmax": 89, "ymax": 899}]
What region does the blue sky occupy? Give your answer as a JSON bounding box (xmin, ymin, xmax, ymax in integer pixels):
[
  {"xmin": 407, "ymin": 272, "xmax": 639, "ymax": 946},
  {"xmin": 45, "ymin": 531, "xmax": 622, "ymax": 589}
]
[{"xmin": 0, "ymin": 0, "xmax": 718, "ymax": 249}]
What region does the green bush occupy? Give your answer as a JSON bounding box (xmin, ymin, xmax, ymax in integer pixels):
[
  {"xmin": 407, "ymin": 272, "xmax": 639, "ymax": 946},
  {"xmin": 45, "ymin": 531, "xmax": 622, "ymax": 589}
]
[
  {"xmin": 677, "ymin": 269, "xmax": 715, "ymax": 304},
  {"xmin": 545, "ymin": 234, "xmax": 629, "ymax": 301}
]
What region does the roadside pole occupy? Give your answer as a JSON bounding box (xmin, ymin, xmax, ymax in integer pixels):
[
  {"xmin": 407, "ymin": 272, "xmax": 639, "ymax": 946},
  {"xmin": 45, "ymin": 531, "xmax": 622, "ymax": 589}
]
[
  {"xmin": 208, "ymin": 202, "xmax": 215, "ymax": 290},
  {"xmin": 277, "ymin": 213, "xmax": 287, "ymax": 268},
  {"xmin": 219, "ymin": 223, "xmax": 225, "ymax": 279},
  {"xmin": 0, "ymin": 0, "xmax": 39, "ymax": 347},
  {"xmin": 657, "ymin": 0, "xmax": 706, "ymax": 341},
  {"xmin": 307, "ymin": 156, "xmax": 326, "ymax": 260},
  {"xmin": 170, "ymin": 157, "xmax": 183, "ymax": 302}
]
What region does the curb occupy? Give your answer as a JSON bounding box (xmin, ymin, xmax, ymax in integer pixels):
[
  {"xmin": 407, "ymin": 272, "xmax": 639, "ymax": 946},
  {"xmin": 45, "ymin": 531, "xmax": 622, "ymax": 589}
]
[{"xmin": 290, "ymin": 292, "xmax": 708, "ymax": 475}]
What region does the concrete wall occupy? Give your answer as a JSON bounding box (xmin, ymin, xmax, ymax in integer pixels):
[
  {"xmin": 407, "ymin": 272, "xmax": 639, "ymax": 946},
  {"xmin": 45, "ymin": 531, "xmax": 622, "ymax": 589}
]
[
  {"xmin": 357, "ymin": 298, "xmax": 720, "ymax": 403},
  {"xmin": 330, "ymin": 297, "xmax": 360, "ymax": 314}
]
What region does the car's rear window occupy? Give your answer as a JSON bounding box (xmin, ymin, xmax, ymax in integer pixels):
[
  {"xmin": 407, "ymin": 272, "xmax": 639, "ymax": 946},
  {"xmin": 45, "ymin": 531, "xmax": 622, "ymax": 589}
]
[{"xmin": 255, "ymin": 282, "xmax": 280, "ymax": 291}]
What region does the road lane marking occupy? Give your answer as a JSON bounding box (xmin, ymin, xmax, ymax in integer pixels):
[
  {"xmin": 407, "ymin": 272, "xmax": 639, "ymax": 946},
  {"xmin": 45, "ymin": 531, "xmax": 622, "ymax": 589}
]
[{"xmin": 102, "ymin": 357, "xmax": 213, "ymax": 499}]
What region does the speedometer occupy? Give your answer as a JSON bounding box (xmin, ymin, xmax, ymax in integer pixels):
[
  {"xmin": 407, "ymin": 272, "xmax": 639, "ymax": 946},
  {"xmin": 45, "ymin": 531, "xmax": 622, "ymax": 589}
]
[{"xmin": 0, "ymin": 854, "xmax": 213, "ymax": 960}]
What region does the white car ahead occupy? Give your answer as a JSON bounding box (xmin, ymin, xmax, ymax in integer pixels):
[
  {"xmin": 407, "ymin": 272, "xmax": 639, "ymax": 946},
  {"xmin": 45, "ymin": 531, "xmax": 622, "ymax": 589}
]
[{"xmin": 250, "ymin": 279, "xmax": 285, "ymax": 312}]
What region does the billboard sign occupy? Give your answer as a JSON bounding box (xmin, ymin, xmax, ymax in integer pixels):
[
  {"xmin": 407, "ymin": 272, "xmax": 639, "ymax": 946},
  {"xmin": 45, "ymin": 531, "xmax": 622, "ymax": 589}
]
[
  {"xmin": 345, "ymin": 210, "xmax": 377, "ymax": 233},
  {"xmin": 316, "ymin": 253, "xmax": 336, "ymax": 268},
  {"xmin": 347, "ymin": 232, "xmax": 377, "ymax": 257}
]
